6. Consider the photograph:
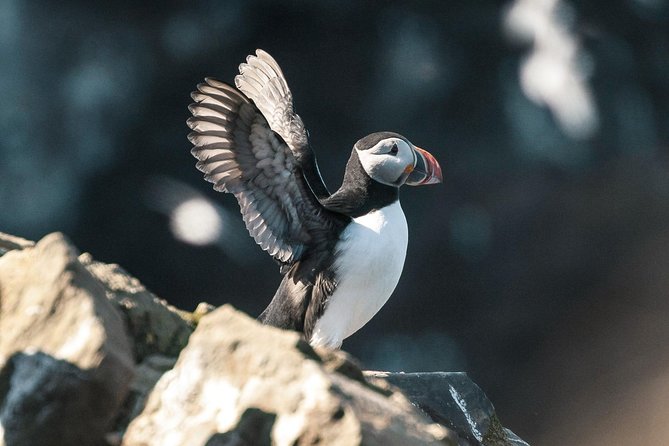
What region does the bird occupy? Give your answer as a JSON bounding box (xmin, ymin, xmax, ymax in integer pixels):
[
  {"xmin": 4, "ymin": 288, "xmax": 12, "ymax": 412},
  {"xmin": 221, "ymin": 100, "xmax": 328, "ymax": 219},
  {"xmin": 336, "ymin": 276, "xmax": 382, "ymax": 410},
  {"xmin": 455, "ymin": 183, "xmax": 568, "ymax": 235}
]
[{"xmin": 187, "ymin": 49, "xmax": 442, "ymax": 349}]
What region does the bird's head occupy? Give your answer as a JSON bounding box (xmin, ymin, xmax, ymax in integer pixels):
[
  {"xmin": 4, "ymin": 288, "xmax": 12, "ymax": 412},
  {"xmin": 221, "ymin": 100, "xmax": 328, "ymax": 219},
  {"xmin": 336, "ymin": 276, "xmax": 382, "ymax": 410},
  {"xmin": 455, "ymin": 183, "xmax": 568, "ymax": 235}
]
[{"xmin": 354, "ymin": 132, "xmax": 442, "ymax": 187}]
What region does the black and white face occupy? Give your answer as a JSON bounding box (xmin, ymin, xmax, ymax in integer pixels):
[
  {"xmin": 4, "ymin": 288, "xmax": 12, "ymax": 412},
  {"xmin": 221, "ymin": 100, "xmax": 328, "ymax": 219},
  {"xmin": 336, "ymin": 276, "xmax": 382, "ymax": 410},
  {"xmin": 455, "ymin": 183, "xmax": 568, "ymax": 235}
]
[
  {"xmin": 355, "ymin": 137, "xmax": 417, "ymax": 186},
  {"xmin": 354, "ymin": 133, "xmax": 442, "ymax": 187}
]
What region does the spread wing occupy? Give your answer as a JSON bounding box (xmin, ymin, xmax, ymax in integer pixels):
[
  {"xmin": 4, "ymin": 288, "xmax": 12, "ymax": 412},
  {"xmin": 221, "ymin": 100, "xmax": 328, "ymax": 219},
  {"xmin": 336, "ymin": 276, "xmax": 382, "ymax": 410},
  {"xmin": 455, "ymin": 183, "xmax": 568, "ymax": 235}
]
[
  {"xmin": 234, "ymin": 50, "xmax": 331, "ymax": 199},
  {"xmin": 187, "ymin": 78, "xmax": 334, "ymax": 266},
  {"xmin": 235, "ymin": 49, "xmax": 308, "ymax": 157}
]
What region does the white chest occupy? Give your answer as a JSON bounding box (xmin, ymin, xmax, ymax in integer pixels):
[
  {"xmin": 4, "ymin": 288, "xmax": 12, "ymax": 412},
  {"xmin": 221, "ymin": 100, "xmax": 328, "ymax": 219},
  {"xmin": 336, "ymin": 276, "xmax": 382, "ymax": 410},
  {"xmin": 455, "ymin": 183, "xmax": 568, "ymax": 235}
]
[{"xmin": 310, "ymin": 201, "xmax": 408, "ymax": 348}]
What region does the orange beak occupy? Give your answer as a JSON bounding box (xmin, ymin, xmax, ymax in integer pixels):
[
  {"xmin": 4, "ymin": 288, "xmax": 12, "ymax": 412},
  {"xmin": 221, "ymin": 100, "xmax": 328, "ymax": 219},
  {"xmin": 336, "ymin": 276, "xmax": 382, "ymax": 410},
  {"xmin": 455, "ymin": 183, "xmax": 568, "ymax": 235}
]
[{"xmin": 405, "ymin": 147, "xmax": 443, "ymax": 186}]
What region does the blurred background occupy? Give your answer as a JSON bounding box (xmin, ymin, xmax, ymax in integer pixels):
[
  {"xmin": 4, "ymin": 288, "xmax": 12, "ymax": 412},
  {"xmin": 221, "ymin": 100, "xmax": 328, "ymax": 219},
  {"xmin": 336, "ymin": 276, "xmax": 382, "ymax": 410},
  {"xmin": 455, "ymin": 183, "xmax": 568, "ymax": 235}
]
[{"xmin": 2, "ymin": 0, "xmax": 669, "ymax": 443}]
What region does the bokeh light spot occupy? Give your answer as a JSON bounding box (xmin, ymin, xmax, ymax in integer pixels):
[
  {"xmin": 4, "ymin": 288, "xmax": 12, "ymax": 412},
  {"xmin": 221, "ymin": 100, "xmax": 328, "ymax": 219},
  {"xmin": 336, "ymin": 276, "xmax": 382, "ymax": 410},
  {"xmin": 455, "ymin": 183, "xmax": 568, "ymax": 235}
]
[{"xmin": 170, "ymin": 197, "xmax": 223, "ymax": 246}]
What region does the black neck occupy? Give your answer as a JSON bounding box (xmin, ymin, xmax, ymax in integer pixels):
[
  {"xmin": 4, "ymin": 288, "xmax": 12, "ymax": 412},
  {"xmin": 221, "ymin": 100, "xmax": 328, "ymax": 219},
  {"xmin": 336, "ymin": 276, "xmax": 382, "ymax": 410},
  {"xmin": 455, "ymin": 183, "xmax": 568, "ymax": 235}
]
[
  {"xmin": 300, "ymin": 143, "xmax": 332, "ymax": 200},
  {"xmin": 322, "ymin": 150, "xmax": 399, "ymax": 218}
]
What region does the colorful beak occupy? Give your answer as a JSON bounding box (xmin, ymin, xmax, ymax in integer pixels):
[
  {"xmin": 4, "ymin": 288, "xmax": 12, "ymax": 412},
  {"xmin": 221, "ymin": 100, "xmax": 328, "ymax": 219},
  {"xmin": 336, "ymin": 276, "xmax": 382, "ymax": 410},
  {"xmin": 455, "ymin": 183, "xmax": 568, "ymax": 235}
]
[{"xmin": 406, "ymin": 147, "xmax": 443, "ymax": 186}]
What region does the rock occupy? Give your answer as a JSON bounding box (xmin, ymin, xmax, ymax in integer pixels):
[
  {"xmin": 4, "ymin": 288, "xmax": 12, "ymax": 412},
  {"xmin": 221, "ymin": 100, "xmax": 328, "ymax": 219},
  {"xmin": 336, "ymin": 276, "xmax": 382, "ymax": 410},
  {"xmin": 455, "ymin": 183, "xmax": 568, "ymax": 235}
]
[
  {"xmin": 79, "ymin": 253, "xmax": 194, "ymax": 362},
  {"xmin": 122, "ymin": 305, "xmax": 457, "ymax": 446},
  {"xmin": 0, "ymin": 231, "xmax": 527, "ymax": 446},
  {"xmin": 191, "ymin": 301, "xmax": 216, "ymax": 323},
  {"xmin": 113, "ymin": 354, "xmax": 178, "ymax": 438},
  {"xmin": 0, "ymin": 232, "xmax": 135, "ymax": 446},
  {"xmin": 77, "ymin": 255, "xmax": 199, "ymax": 440},
  {"xmin": 0, "ymin": 232, "xmax": 34, "ymax": 256},
  {"xmin": 365, "ymin": 372, "xmax": 529, "ymax": 446}
]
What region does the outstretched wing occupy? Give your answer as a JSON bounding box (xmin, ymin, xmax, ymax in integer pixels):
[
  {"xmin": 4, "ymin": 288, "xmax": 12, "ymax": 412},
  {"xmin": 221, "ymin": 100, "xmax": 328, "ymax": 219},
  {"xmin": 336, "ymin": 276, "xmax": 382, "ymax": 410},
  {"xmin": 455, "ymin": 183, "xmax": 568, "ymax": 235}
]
[
  {"xmin": 187, "ymin": 78, "xmax": 332, "ymax": 265},
  {"xmin": 235, "ymin": 50, "xmax": 330, "ymax": 200},
  {"xmin": 235, "ymin": 49, "xmax": 308, "ymax": 156}
]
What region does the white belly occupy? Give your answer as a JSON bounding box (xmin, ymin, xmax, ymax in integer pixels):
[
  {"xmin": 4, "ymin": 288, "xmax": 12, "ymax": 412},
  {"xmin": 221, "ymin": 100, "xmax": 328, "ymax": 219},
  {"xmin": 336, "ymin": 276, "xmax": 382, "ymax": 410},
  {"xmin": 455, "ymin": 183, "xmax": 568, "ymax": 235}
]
[{"xmin": 310, "ymin": 201, "xmax": 408, "ymax": 348}]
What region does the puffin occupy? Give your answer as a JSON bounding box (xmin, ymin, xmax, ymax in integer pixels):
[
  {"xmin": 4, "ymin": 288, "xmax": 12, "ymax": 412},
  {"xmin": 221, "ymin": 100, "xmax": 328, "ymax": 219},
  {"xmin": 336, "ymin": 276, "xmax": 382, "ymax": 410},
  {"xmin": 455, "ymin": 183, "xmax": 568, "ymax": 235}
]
[{"xmin": 187, "ymin": 49, "xmax": 442, "ymax": 349}]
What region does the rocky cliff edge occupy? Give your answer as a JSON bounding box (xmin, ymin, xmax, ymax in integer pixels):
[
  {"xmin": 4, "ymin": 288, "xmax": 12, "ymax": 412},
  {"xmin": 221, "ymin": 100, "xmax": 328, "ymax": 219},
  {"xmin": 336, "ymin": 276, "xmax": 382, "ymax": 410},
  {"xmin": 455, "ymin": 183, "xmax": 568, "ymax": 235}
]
[{"xmin": 0, "ymin": 232, "xmax": 527, "ymax": 446}]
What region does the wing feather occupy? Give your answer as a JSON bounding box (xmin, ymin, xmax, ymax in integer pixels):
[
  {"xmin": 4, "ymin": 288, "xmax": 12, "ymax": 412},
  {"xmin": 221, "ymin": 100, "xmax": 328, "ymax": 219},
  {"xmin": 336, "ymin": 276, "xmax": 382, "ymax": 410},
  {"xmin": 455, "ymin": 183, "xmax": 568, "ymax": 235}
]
[
  {"xmin": 188, "ymin": 77, "xmax": 333, "ymax": 265},
  {"xmin": 234, "ymin": 50, "xmax": 308, "ymax": 156}
]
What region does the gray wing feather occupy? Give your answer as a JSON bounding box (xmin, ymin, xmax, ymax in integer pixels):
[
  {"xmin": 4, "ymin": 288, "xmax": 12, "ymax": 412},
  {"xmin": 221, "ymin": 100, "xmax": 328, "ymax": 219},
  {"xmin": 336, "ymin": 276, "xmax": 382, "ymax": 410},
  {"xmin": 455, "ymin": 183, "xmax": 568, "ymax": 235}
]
[
  {"xmin": 234, "ymin": 49, "xmax": 309, "ymax": 157},
  {"xmin": 188, "ymin": 78, "xmax": 320, "ymax": 264}
]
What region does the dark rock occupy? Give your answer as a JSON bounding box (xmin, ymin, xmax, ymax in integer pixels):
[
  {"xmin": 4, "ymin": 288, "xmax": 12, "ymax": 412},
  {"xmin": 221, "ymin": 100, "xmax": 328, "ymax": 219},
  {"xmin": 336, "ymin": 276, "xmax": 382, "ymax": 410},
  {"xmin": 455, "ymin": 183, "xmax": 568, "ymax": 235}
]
[
  {"xmin": 0, "ymin": 352, "xmax": 104, "ymax": 446},
  {"xmin": 365, "ymin": 372, "xmax": 529, "ymax": 446}
]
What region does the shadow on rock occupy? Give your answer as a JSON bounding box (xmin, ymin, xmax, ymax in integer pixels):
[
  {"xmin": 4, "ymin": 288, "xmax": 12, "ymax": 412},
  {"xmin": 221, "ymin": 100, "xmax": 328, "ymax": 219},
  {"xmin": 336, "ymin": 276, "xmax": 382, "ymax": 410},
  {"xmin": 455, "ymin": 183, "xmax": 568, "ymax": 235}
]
[
  {"xmin": 0, "ymin": 351, "xmax": 111, "ymax": 446},
  {"xmin": 205, "ymin": 408, "xmax": 276, "ymax": 446}
]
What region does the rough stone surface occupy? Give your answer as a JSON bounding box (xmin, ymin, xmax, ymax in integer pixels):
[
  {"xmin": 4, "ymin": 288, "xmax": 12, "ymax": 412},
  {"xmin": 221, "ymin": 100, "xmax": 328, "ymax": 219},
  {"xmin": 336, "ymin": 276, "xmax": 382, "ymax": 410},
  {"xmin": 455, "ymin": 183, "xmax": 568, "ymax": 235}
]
[
  {"xmin": 79, "ymin": 253, "xmax": 194, "ymax": 362},
  {"xmin": 113, "ymin": 354, "xmax": 178, "ymax": 439},
  {"xmin": 0, "ymin": 232, "xmax": 135, "ymax": 446},
  {"xmin": 76, "ymin": 254, "xmax": 198, "ymax": 440},
  {"xmin": 0, "ymin": 231, "xmax": 529, "ymax": 446},
  {"xmin": 365, "ymin": 372, "xmax": 529, "ymax": 446},
  {"xmin": 122, "ymin": 305, "xmax": 457, "ymax": 446}
]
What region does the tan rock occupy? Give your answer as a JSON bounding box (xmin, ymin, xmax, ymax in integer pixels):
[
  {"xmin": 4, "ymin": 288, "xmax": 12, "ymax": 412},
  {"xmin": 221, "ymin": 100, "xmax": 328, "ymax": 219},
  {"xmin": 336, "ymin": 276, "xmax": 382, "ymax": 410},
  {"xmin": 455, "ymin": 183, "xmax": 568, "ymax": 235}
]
[
  {"xmin": 76, "ymin": 253, "xmax": 197, "ymax": 440},
  {"xmin": 80, "ymin": 253, "xmax": 194, "ymax": 361},
  {"xmin": 0, "ymin": 232, "xmax": 134, "ymax": 446},
  {"xmin": 123, "ymin": 305, "xmax": 455, "ymax": 446},
  {"xmin": 0, "ymin": 232, "xmax": 34, "ymax": 256}
]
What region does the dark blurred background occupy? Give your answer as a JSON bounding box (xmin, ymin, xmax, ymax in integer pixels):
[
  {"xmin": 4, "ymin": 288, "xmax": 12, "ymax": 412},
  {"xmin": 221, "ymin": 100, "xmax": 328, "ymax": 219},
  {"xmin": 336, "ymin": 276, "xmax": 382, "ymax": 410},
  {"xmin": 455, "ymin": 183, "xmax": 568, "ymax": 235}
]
[{"xmin": 3, "ymin": 0, "xmax": 669, "ymax": 443}]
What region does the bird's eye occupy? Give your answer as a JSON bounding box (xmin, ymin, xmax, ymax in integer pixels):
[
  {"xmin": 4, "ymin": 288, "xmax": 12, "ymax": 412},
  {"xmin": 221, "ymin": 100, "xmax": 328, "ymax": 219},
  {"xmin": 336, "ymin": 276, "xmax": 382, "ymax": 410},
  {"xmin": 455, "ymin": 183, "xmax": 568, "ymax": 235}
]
[{"xmin": 389, "ymin": 143, "xmax": 399, "ymax": 155}]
